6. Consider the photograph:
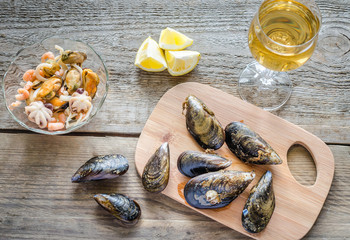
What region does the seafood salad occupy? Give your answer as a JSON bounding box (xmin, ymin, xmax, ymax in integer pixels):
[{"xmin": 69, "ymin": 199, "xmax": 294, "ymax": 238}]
[{"xmin": 9, "ymin": 45, "xmax": 100, "ymax": 131}]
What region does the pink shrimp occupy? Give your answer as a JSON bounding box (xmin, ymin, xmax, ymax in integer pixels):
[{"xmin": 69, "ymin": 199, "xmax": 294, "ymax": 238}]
[
  {"xmin": 23, "ymin": 69, "xmax": 36, "ymax": 82},
  {"xmin": 9, "ymin": 101, "xmax": 22, "ymax": 110},
  {"xmin": 15, "ymin": 88, "xmax": 30, "ymax": 101},
  {"xmin": 58, "ymin": 113, "xmax": 66, "ymax": 123},
  {"xmin": 41, "ymin": 51, "xmax": 55, "ymax": 63},
  {"xmin": 24, "ymin": 81, "xmax": 33, "ymax": 91},
  {"xmin": 48, "ymin": 122, "xmax": 65, "ymax": 131}
]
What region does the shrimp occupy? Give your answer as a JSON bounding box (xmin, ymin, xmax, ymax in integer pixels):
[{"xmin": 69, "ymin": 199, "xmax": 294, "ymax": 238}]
[
  {"xmin": 24, "ymin": 81, "xmax": 33, "ymax": 91},
  {"xmin": 41, "ymin": 51, "xmax": 55, "ymax": 63},
  {"xmin": 48, "ymin": 122, "xmax": 65, "ymax": 131},
  {"xmin": 15, "ymin": 88, "xmax": 30, "ymax": 101},
  {"xmin": 58, "ymin": 113, "xmax": 66, "ymax": 123},
  {"xmin": 9, "ymin": 101, "xmax": 22, "ymax": 110},
  {"xmin": 23, "ymin": 69, "xmax": 36, "ymax": 82}
]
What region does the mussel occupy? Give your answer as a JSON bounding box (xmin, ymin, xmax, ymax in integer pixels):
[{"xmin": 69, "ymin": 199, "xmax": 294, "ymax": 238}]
[
  {"xmin": 183, "ymin": 95, "xmax": 225, "ymax": 150},
  {"xmin": 177, "ymin": 150, "xmax": 231, "ymax": 177},
  {"xmin": 94, "ymin": 193, "xmax": 141, "ymax": 226},
  {"xmin": 31, "ymin": 80, "xmax": 43, "ymax": 90},
  {"xmin": 61, "ymin": 50, "xmax": 87, "ymax": 64},
  {"xmin": 225, "ymin": 122, "xmax": 282, "ymax": 164},
  {"xmin": 37, "ymin": 76, "xmax": 62, "ymax": 100},
  {"xmin": 242, "ymin": 171, "xmax": 275, "ymax": 233},
  {"xmin": 71, "ymin": 154, "xmax": 129, "ymax": 182},
  {"xmin": 184, "ymin": 170, "xmax": 255, "ymax": 209},
  {"xmin": 142, "ymin": 142, "xmax": 170, "ymax": 193},
  {"xmin": 49, "ymin": 97, "xmax": 68, "ymax": 111},
  {"xmin": 42, "ymin": 60, "xmax": 60, "ymax": 77},
  {"xmin": 65, "ymin": 68, "xmax": 82, "ymax": 94},
  {"xmin": 82, "ymin": 69, "xmax": 100, "ymax": 98}
]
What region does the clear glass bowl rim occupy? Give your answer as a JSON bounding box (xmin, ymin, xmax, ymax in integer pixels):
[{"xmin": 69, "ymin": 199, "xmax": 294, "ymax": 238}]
[{"xmin": 2, "ymin": 36, "xmax": 109, "ymax": 135}]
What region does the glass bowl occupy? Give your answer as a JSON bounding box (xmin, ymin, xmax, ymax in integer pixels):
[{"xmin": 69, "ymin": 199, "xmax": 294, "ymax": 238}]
[{"xmin": 2, "ymin": 37, "xmax": 109, "ymax": 135}]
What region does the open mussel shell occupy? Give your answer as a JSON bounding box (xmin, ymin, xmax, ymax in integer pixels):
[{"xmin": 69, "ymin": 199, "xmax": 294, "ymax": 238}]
[
  {"xmin": 225, "ymin": 121, "xmax": 282, "ymax": 164},
  {"xmin": 142, "ymin": 142, "xmax": 170, "ymax": 193},
  {"xmin": 184, "ymin": 170, "xmax": 255, "ymax": 209},
  {"xmin": 94, "ymin": 193, "xmax": 141, "ymax": 227},
  {"xmin": 177, "ymin": 150, "xmax": 231, "ymax": 177},
  {"xmin": 71, "ymin": 154, "xmax": 129, "ymax": 182},
  {"xmin": 183, "ymin": 95, "xmax": 225, "ymax": 150},
  {"xmin": 242, "ymin": 170, "xmax": 275, "ymax": 233},
  {"xmin": 61, "ymin": 50, "xmax": 87, "ymax": 64}
]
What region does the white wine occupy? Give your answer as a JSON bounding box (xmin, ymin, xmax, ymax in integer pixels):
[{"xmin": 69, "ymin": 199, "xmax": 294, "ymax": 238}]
[{"xmin": 249, "ymin": 0, "xmax": 320, "ymax": 71}]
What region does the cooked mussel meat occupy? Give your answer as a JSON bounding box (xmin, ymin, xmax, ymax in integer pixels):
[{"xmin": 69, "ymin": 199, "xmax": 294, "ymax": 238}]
[
  {"xmin": 183, "ymin": 95, "xmax": 225, "ymax": 150},
  {"xmin": 225, "ymin": 122, "xmax": 282, "ymax": 164},
  {"xmin": 142, "ymin": 142, "xmax": 170, "ymax": 193},
  {"xmin": 61, "ymin": 50, "xmax": 87, "ymax": 64},
  {"xmin": 184, "ymin": 170, "xmax": 255, "ymax": 209},
  {"xmin": 49, "ymin": 97, "xmax": 68, "ymax": 111},
  {"xmin": 42, "ymin": 60, "xmax": 60, "ymax": 77},
  {"xmin": 177, "ymin": 150, "xmax": 231, "ymax": 177},
  {"xmin": 65, "ymin": 68, "xmax": 82, "ymax": 94},
  {"xmin": 31, "ymin": 80, "xmax": 43, "ymax": 90},
  {"xmin": 37, "ymin": 76, "xmax": 62, "ymax": 100},
  {"xmin": 71, "ymin": 154, "xmax": 129, "ymax": 182},
  {"xmin": 242, "ymin": 170, "xmax": 275, "ymax": 233},
  {"xmin": 94, "ymin": 193, "xmax": 141, "ymax": 226},
  {"xmin": 82, "ymin": 69, "xmax": 100, "ymax": 98}
]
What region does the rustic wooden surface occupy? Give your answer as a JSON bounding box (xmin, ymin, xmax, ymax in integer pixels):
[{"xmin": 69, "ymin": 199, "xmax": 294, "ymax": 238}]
[{"xmin": 0, "ymin": 0, "xmax": 349, "ymax": 239}]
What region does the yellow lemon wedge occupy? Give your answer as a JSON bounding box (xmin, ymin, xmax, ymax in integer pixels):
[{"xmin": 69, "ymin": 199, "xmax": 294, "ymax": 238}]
[
  {"xmin": 159, "ymin": 27, "xmax": 193, "ymax": 50},
  {"xmin": 135, "ymin": 37, "xmax": 167, "ymax": 72},
  {"xmin": 165, "ymin": 50, "xmax": 201, "ymax": 76}
]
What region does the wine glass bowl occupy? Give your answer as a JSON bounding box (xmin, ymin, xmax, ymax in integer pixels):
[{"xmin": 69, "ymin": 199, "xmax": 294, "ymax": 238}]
[{"xmin": 239, "ymin": 0, "xmax": 321, "ymax": 111}]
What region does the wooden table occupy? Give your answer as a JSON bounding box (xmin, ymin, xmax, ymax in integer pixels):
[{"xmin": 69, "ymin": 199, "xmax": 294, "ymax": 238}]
[{"xmin": 0, "ymin": 0, "xmax": 349, "ymax": 239}]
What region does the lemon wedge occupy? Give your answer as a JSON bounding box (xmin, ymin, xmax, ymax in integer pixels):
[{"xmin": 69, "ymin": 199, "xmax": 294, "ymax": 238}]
[
  {"xmin": 165, "ymin": 50, "xmax": 201, "ymax": 76},
  {"xmin": 159, "ymin": 27, "xmax": 193, "ymax": 50},
  {"xmin": 135, "ymin": 37, "xmax": 167, "ymax": 72}
]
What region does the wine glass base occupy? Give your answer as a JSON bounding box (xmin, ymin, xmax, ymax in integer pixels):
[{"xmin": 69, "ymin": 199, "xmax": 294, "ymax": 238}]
[{"xmin": 238, "ymin": 62, "xmax": 292, "ymax": 111}]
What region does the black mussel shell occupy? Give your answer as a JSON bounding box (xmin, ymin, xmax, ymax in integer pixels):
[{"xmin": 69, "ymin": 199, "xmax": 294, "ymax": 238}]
[
  {"xmin": 184, "ymin": 170, "xmax": 255, "ymax": 209},
  {"xmin": 242, "ymin": 170, "xmax": 275, "ymax": 233},
  {"xmin": 94, "ymin": 193, "xmax": 141, "ymax": 227},
  {"xmin": 183, "ymin": 95, "xmax": 225, "ymax": 150},
  {"xmin": 225, "ymin": 122, "xmax": 282, "ymax": 164},
  {"xmin": 71, "ymin": 154, "xmax": 129, "ymax": 182},
  {"xmin": 177, "ymin": 150, "xmax": 231, "ymax": 177},
  {"xmin": 142, "ymin": 142, "xmax": 170, "ymax": 193}
]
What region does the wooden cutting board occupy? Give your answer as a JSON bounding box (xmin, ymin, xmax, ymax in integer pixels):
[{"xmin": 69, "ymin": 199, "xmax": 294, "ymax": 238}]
[{"xmin": 135, "ymin": 82, "xmax": 334, "ymax": 240}]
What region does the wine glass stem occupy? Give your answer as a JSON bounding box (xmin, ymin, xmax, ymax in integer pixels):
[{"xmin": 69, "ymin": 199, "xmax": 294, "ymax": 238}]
[{"xmin": 261, "ymin": 68, "xmax": 275, "ymax": 87}]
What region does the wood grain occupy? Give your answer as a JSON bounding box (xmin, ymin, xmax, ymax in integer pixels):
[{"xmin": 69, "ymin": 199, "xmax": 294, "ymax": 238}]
[
  {"xmin": 0, "ymin": 0, "xmax": 349, "ymax": 144},
  {"xmin": 0, "ymin": 133, "xmax": 348, "ymax": 239},
  {"xmin": 134, "ymin": 82, "xmax": 334, "ymax": 239},
  {"xmin": 0, "ymin": 0, "xmax": 349, "ymax": 239}
]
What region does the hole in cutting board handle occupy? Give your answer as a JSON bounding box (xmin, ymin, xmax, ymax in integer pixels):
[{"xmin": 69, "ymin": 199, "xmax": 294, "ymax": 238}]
[{"xmin": 287, "ymin": 144, "xmax": 317, "ymax": 186}]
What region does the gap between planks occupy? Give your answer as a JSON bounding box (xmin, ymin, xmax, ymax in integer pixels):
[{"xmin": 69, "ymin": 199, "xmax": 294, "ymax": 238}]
[
  {"xmin": 0, "ymin": 129, "xmax": 349, "ymax": 146},
  {"xmin": 0, "ymin": 129, "xmax": 140, "ymax": 138}
]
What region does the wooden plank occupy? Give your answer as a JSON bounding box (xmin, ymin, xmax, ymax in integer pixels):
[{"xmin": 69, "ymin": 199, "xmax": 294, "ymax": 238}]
[
  {"xmin": 134, "ymin": 82, "xmax": 335, "ymax": 239},
  {"xmin": 0, "ymin": 0, "xmax": 349, "ymax": 144},
  {"xmin": 0, "ymin": 133, "xmax": 348, "ymax": 239}
]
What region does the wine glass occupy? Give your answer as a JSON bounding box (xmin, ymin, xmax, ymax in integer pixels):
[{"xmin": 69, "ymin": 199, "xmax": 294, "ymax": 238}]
[{"xmin": 238, "ymin": 0, "xmax": 321, "ymax": 111}]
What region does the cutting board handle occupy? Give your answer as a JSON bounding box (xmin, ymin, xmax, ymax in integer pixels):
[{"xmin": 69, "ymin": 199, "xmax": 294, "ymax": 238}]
[{"xmin": 293, "ymin": 138, "xmax": 334, "ymax": 193}]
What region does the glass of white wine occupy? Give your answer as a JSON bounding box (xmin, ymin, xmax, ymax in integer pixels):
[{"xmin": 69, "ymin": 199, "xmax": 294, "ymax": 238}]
[{"xmin": 238, "ymin": 0, "xmax": 321, "ymax": 111}]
